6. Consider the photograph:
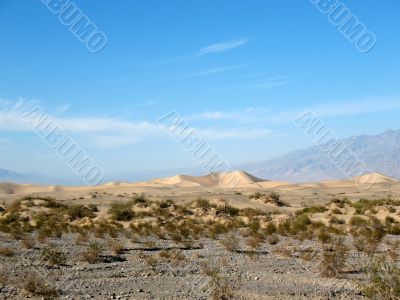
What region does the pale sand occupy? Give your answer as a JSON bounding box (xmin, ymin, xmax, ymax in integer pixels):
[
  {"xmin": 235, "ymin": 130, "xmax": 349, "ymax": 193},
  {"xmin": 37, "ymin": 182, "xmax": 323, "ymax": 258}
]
[{"xmin": 1, "ymin": 171, "xmax": 400, "ymax": 210}]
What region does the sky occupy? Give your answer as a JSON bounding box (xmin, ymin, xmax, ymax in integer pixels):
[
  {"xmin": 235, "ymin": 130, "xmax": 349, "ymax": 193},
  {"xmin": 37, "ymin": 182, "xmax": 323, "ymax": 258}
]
[{"xmin": 0, "ymin": 0, "xmax": 399, "ymax": 181}]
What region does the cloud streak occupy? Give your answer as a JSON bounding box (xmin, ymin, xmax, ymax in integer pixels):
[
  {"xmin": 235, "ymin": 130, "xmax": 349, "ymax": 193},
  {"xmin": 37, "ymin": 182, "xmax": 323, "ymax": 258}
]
[
  {"xmin": 187, "ymin": 96, "xmax": 400, "ymax": 124},
  {"xmin": 199, "ymin": 38, "xmax": 248, "ymax": 55},
  {"xmin": 0, "ymin": 100, "xmax": 272, "ymax": 148}
]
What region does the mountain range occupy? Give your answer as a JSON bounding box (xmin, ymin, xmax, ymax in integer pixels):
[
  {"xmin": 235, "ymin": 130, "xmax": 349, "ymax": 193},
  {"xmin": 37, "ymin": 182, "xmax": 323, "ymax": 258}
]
[
  {"xmin": 1, "ymin": 129, "xmax": 399, "ymax": 184},
  {"xmin": 239, "ymin": 129, "xmax": 400, "ymax": 182}
]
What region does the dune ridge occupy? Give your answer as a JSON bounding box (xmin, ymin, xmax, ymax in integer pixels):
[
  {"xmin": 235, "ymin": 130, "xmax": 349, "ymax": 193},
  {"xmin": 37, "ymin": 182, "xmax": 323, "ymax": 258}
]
[{"xmin": 0, "ymin": 170, "xmax": 399, "ymax": 195}]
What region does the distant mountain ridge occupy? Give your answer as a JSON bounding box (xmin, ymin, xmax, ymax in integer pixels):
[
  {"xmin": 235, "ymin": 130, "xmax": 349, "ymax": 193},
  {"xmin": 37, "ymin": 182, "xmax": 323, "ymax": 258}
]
[
  {"xmin": 2, "ymin": 129, "xmax": 400, "ymax": 185},
  {"xmin": 239, "ymin": 129, "xmax": 400, "ymax": 182},
  {"xmin": 0, "ymin": 168, "xmax": 28, "ymax": 182},
  {"xmin": 0, "ymin": 168, "xmax": 82, "ymax": 185}
]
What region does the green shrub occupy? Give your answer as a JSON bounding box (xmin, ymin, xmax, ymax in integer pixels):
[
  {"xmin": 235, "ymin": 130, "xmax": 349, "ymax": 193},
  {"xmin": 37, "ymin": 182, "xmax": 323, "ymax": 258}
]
[
  {"xmin": 23, "ymin": 272, "xmax": 58, "ymax": 298},
  {"xmin": 66, "ymin": 205, "xmax": 95, "ymax": 220},
  {"xmin": 216, "ymin": 204, "xmax": 239, "ymax": 217},
  {"xmin": 41, "ymin": 245, "xmax": 66, "ymax": 267},
  {"xmin": 320, "ymin": 238, "xmax": 348, "ymax": 278},
  {"xmin": 81, "ymin": 241, "xmax": 103, "ymax": 264},
  {"xmin": 297, "ymin": 205, "xmax": 328, "ymax": 215},
  {"xmin": 265, "ymin": 222, "xmax": 277, "ymax": 235},
  {"xmin": 108, "ymin": 203, "xmax": 134, "ymax": 221},
  {"xmin": 363, "ymin": 257, "xmax": 400, "ymax": 299}
]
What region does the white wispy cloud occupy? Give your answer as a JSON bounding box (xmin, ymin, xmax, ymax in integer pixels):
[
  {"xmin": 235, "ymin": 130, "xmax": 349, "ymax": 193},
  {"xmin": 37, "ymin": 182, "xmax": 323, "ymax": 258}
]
[
  {"xmin": 248, "ymin": 75, "xmax": 295, "ymax": 90},
  {"xmin": 199, "ymin": 38, "xmax": 248, "ymax": 55},
  {"xmin": 0, "ymin": 100, "xmax": 273, "ymax": 148},
  {"xmin": 196, "ymin": 128, "xmax": 271, "ymax": 139},
  {"xmin": 187, "ymin": 96, "xmax": 400, "ymax": 124},
  {"xmin": 181, "ymin": 63, "xmax": 250, "ymax": 79}
]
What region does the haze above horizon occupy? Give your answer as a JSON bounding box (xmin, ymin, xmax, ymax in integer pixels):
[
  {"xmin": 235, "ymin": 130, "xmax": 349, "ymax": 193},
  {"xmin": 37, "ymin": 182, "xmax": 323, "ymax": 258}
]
[{"xmin": 0, "ymin": 0, "xmax": 399, "ymax": 180}]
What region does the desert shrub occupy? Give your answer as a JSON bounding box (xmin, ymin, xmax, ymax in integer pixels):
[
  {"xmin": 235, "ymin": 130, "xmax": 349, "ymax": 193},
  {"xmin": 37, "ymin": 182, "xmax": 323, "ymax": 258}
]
[
  {"xmin": 267, "ymin": 234, "xmax": 280, "ymax": 245},
  {"xmin": 87, "ymin": 204, "xmax": 98, "ymax": 212},
  {"xmin": 201, "ymin": 261, "xmax": 219, "ymax": 277},
  {"xmin": 352, "ymin": 199, "xmax": 376, "ymax": 215},
  {"xmin": 40, "ymin": 245, "xmax": 66, "ymax": 267},
  {"xmin": 40, "ymin": 197, "xmax": 66, "ymax": 209},
  {"xmin": 318, "ymin": 231, "xmax": 332, "ymax": 243},
  {"xmin": 329, "ymin": 216, "xmax": 345, "ymax": 225},
  {"xmin": 158, "ymin": 199, "xmax": 174, "ymax": 209},
  {"xmin": 0, "ymin": 268, "xmax": 7, "ymax": 286},
  {"xmin": 158, "ymin": 249, "xmax": 185, "ymax": 263},
  {"xmin": 21, "ymin": 235, "xmax": 35, "ymax": 249},
  {"xmin": 331, "ymin": 208, "xmax": 343, "ymax": 214},
  {"xmin": 216, "ymin": 204, "xmax": 239, "ymax": 217},
  {"xmin": 389, "ymin": 224, "xmax": 400, "ymax": 235},
  {"xmin": 194, "ymin": 198, "xmax": 213, "ymax": 210},
  {"xmin": 203, "ymin": 263, "xmax": 241, "ymax": 300},
  {"xmin": 320, "ymin": 237, "xmax": 348, "ymax": 278},
  {"xmin": 350, "ymin": 216, "xmax": 386, "ymax": 254},
  {"xmin": 131, "ymin": 194, "xmax": 148, "ymax": 206},
  {"xmin": 0, "ymin": 211, "xmax": 22, "ymax": 234},
  {"xmin": 209, "ymin": 273, "xmax": 240, "ymax": 300},
  {"xmin": 298, "ymin": 205, "xmax": 328, "ymax": 215},
  {"xmin": 248, "ymin": 219, "xmax": 261, "ymax": 234},
  {"xmin": 388, "ymin": 206, "xmax": 397, "ymax": 213},
  {"xmin": 239, "ymin": 207, "xmax": 267, "ymax": 218},
  {"xmin": 0, "ymin": 247, "xmax": 14, "ymax": 257},
  {"xmin": 93, "ymin": 220, "xmax": 124, "ymax": 238},
  {"xmin": 34, "ymin": 212, "xmax": 68, "ymax": 239},
  {"xmin": 66, "ymin": 205, "xmax": 95, "ymax": 220},
  {"xmin": 249, "ymin": 192, "xmax": 265, "ymax": 200},
  {"xmin": 385, "ymin": 216, "xmax": 396, "ymax": 225},
  {"xmin": 363, "ymin": 257, "xmax": 400, "ymax": 300},
  {"xmin": 265, "ymin": 192, "xmax": 288, "ymax": 207},
  {"xmin": 208, "ymin": 222, "xmax": 229, "ymax": 239},
  {"xmin": 349, "ymin": 215, "xmax": 369, "ymax": 227},
  {"xmin": 220, "ymin": 233, "xmax": 240, "ymax": 252},
  {"xmin": 81, "ymin": 241, "xmax": 103, "ymax": 264},
  {"xmin": 330, "ymin": 197, "xmax": 350, "ymax": 208},
  {"xmin": 131, "ymin": 221, "xmax": 154, "ymax": 237},
  {"xmin": 279, "ymin": 213, "xmax": 313, "ymax": 238},
  {"xmin": 265, "ymin": 222, "xmax": 277, "ymax": 235},
  {"xmin": 246, "ymin": 235, "xmax": 263, "ymax": 251},
  {"xmin": 140, "ymin": 253, "xmax": 159, "ymax": 268},
  {"xmin": 23, "ymin": 272, "xmax": 58, "ymax": 298},
  {"xmin": 109, "ymin": 240, "xmax": 125, "ymax": 255},
  {"xmin": 75, "ymin": 232, "xmax": 88, "ymax": 245},
  {"xmin": 108, "ymin": 203, "xmax": 134, "ymax": 221}
]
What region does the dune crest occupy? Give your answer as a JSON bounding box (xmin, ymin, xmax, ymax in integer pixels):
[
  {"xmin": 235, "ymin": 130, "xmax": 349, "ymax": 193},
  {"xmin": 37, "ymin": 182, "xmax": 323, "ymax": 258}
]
[
  {"xmin": 353, "ymin": 172, "xmax": 400, "ymax": 184},
  {"xmin": 149, "ymin": 170, "xmax": 269, "ymax": 188}
]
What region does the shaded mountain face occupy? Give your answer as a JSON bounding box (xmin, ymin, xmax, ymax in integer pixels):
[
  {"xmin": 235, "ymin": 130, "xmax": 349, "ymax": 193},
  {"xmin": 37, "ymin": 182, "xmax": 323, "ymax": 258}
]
[{"xmin": 239, "ymin": 130, "xmax": 400, "ymax": 183}]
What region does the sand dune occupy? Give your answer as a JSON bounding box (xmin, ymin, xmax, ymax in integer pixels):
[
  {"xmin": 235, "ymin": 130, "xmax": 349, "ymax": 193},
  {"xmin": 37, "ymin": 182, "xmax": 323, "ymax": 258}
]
[
  {"xmin": 149, "ymin": 170, "xmax": 270, "ymax": 188},
  {"xmin": 1, "ymin": 171, "xmax": 400, "ymax": 198},
  {"xmin": 353, "ymin": 172, "xmax": 399, "ymax": 184}
]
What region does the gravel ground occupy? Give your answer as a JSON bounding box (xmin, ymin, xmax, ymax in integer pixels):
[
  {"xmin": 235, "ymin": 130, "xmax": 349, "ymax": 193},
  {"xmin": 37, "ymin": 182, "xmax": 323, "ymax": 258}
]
[{"xmin": 0, "ymin": 233, "xmax": 367, "ymax": 300}]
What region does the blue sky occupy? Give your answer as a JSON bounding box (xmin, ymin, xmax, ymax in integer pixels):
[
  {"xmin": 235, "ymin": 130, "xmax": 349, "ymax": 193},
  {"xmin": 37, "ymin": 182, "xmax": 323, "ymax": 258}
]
[{"xmin": 0, "ymin": 0, "xmax": 399, "ymax": 180}]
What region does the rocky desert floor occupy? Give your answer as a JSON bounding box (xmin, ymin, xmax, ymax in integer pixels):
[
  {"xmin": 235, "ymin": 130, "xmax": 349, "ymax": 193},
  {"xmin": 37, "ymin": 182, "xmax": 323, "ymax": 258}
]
[{"xmin": 1, "ymin": 172, "xmax": 400, "ymax": 299}]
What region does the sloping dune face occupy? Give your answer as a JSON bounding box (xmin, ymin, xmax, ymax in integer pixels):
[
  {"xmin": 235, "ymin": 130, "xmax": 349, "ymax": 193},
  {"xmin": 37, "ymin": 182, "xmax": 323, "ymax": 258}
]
[
  {"xmin": 150, "ymin": 170, "xmax": 268, "ymax": 188},
  {"xmin": 354, "ymin": 172, "xmax": 400, "ymax": 185},
  {"xmin": 151, "ymin": 175, "xmax": 202, "ymax": 187},
  {"xmin": 217, "ymin": 170, "xmax": 267, "ymax": 187}
]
